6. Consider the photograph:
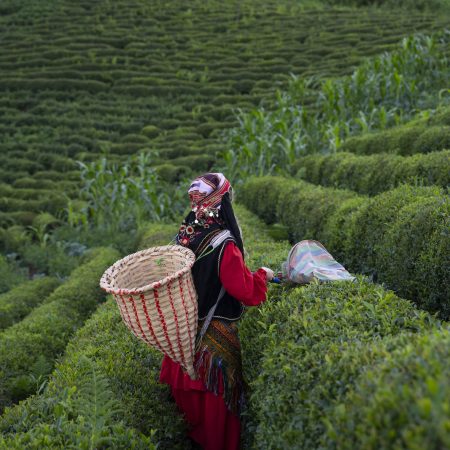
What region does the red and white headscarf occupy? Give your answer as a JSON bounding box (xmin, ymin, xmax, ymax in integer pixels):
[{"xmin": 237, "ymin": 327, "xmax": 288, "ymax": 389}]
[
  {"xmin": 188, "ymin": 173, "xmax": 231, "ymax": 219},
  {"xmin": 178, "ymin": 172, "xmax": 244, "ymax": 256}
]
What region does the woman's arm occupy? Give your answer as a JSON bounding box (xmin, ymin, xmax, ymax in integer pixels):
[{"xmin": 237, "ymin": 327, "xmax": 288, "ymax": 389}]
[{"xmin": 219, "ymin": 241, "xmax": 269, "ymax": 306}]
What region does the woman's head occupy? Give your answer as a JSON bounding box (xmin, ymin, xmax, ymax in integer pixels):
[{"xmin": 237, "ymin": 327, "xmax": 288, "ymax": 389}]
[
  {"xmin": 188, "ymin": 173, "xmax": 232, "ymax": 213},
  {"xmin": 181, "ymin": 172, "xmax": 244, "ymax": 255}
]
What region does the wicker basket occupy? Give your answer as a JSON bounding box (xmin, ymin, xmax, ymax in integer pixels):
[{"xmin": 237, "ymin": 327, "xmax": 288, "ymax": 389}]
[{"xmin": 100, "ymin": 245, "xmax": 198, "ymax": 379}]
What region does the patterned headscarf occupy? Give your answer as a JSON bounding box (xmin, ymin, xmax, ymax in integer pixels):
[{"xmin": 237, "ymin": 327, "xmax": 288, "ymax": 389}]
[
  {"xmin": 177, "ymin": 173, "xmax": 244, "ymax": 256},
  {"xmin": 188, "ymin": 173, "xmax": 231, "ymax": 221}
]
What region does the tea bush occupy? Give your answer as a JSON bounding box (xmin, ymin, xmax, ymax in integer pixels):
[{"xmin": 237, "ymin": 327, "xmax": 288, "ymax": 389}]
[
  {"xmin": 0, "ymin": 195, "xmax": 66, "ymax": 215},
  {"xmin": 327, "ymin": 0, "xmax": 450, "ymax": 12},
  {"xmin": 137, "ymin": 223, "xmax": 177, "ymax": 250},
  {"xmin": 324, "ymin": 327, "xmax": 450, "ymax": 450},
  {"xmin": 377, "ymin": 195, "xmax": 450, "ymax": 318},
  {"xmin": 341, "ymin": 115, "xmax": 450, "ymax": 156},
  {"xmin": 0, "ymin": 353, "xmax": 159, "ymax": 449},
  {"xmin": 294, "ymin": 149, "xmax": 450, "ymax": 195},
  {"xmin": 244, "ymin": 280, "xmax": 440, "ymax": 449},
  {"xmin": 0, "ymin": 223, "xmax": 189, "ymax": 449},
  {"xmin": 0, "ymin": 225, "xmax": 29, "ymax": 254},
  {"xmin": 0, "ymin": 212, "xmax": 36, "ymax": 227},
  {"xmin": 234, "ymin": 204, "xmax": 293, "ymax": 377},
  {"xmin": 0, "ymin": 301, "xmax": 187, "ymax": 450},
  {"xmin": 233, "ymin": 204, "xmax": 291, "ymax": 272},
  {"xmin": 0, "ymin": 256, "xmax": 26, "ymax": 295},
  {"xmin": 0, "ymin": 277, "xmax": 60, "ymax": 330},
  {"xmin": 240, "ymin": 176, "xmax": 449, "ymax": 317},
  {"xmin": 154, "ymin": 163, "xmax": 193, "ymax": 183},
  {"xmin": 431, "ymin": 104, "xmax": 450, "ymax": 125},
  {"xmin": 0, "ymin": 247, "xmax": 119, "ymax": 410},
  {"xmin": 344, "ymin": 185, "xmax": 447, "ymax": 299}
]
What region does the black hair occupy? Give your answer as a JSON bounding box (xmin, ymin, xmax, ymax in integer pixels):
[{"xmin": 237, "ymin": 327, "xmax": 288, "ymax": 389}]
[{"xmin": 219, "ymin": 192, "xmax": 244, "ymax": 257}]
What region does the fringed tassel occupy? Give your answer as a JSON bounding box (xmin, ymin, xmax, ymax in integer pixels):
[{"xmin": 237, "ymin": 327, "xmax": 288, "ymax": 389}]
[{"xmin": 195, "ymin": 344, "xmax": 245, "ymax": 416}]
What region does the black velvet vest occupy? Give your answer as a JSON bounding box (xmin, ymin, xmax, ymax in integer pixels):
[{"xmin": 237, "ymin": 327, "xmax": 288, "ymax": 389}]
[{"xmin": 177, "ymin": 220, "xmax": 244, "ymax": 322}]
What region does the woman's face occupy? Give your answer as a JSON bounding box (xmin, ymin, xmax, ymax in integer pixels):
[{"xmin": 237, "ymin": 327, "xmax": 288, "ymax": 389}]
[{"xmin": 189, "ymin": 190, "xmax": 206, "ymax": 210}]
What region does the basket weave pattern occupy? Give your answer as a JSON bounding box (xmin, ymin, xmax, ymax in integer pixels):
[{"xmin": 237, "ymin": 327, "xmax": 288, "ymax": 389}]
[{"xmin": 100, "ymin": 245, "xmax": 198, "ymax": 379}]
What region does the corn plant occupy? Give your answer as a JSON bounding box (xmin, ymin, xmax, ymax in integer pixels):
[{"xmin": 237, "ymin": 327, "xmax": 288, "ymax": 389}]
[
  {"xmin": 69, "ymin": 153, "xmax": 186, "ymax": 233},
  {"xmin": 222, "ymin": 30, "xmax": 450, "ymax": 183}
]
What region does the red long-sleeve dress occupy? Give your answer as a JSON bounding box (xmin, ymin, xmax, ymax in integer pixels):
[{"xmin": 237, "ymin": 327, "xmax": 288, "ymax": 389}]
[{"xmin": 160, "ymin": 241, "xmax": 268, "ymax": 450}]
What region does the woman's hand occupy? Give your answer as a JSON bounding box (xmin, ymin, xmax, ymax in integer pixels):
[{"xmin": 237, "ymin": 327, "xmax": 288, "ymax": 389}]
[{"xmin": 261, "ymin": 267, "xmax": 274, "ymax": 282}]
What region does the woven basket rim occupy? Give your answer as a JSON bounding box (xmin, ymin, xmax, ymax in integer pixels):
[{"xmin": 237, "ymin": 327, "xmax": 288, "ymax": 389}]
[{"xmin": 99, "ymin": 245, "xmax": 195, "ymax": 295}]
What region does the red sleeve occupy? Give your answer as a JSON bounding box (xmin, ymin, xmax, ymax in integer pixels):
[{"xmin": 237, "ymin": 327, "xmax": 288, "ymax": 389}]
[{"xmin": 219, "ymin": 241, "xmax": 268, "ymax": 307}]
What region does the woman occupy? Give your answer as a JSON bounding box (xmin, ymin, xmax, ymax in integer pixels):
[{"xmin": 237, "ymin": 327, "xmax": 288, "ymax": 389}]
[{"xmin": 159, "ymin": 173, "xmax": 273, "ymax": 450}]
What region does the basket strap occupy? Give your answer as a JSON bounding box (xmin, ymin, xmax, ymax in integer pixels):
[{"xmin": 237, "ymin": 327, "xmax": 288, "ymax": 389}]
[
  {"xmin": 196, "ymin": 286, "xmax": 226, "ymax": 350},
  {"xmin": 210, "ymin": 230, "xmax": 232, "ymax": 249}
]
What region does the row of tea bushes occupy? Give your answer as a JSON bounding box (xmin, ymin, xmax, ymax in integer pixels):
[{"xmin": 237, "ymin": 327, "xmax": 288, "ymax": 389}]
[
  {"xmin": 0, "ymin": 211, "xmax": 37, "ymax": 228},
  {"xmin": 0, "ymin": 167, "xmax": 81, "ymax": 227},
  {"xmin": 294, "ymin": 149, "xmax": 450, "ymax": 195},
  {"xmin": 327, "ymin": 0, "xmax": 450, "ymax": 11},
  {"xmin": 241, "ymin": 278, "xmax": 444, "ymax": 449},
  {"xmin": 0, "ymin": 303, "xmax": 185, "ymax": 450},
  {"xmin": 0, "ymin": 223, "xmax": 188, "ymax": 449},
  {"xmin": 233, "ymin": 204, "xmax": 291, "ymax": 272},
  {"xmin": 154, "ymin": 163, "xmax": 193, "ymax": 184},
  {"xmin": 240, "ymin": 176, "xmax": 449, "ymax": 318},
  {"xmin": 341, "ymin": 107, "xmax": 450, "ymax": 155},
  {"xmin": 0, "ymin": 247, "xmax": 119, "ymax": 412},
  {"xmin": 0, "ymin": 256, "xmax": 25, "ymax": 295},
  {"xmin": 235, "ymin": 205, "xmax": 447, "ymax": 449},
  {"xmin": 137, "ymin": 223, "xmax": 177, "ymax": 250},
  {"xmin": 0, "ymin": 277, "xmax": 60, "ymax": 330},
  {"xmin": 323, "ymin": 326, "xmax": 450, "ymax": 449},
  {"xmin": 0, "ymin": 194, "xmax": 66, "ymax": 215},
  {"xmin": 0, "ymin": 302, "xmax": 160, "ymax": 449}
]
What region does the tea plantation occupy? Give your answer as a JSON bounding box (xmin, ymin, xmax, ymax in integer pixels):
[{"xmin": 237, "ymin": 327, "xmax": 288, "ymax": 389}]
[
  {"xmin": 0, "ymin": 0, "xmax": 449, "ymax": 448},
  {"xmin": 1, "ymin": 0, "xmax": 449, "ymax": 228}
]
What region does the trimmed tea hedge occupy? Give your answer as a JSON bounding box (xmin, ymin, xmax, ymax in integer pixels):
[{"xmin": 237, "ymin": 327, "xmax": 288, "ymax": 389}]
[
  {"xmin": 0, "ymin": 351, "xmax": 158, "ymax": 449},
  {"xmin": 0, "ymin": 277, "xmax": 60, "ymax": 330},
  {"xmin": 0, "ymin": 224, "xmax": 187, "ymax": 449},
  {"xmin": 154, "ymin": 163, "xmax": 193, "ymax": 183},
  {"xmin": 294, "ymin": 149, "xmax": 450, "ymax": 195},
  {"xmin": 240, "ymin": 176, "xmax": 449, "ymax": 317},
  {"xmin": 233, "ymin": 204, "xmax": 291, "ymax": 271},
  {"xmin": 240, "ymin": 280, "xmax": 441, "ymax": 449},
  {"xmin": 328, "ymin": 0, "xmax": 450, "ymax": 9},
  {"xmin": 235, "ymin": 205, "xmax": 445, "ymax": 449},
  {"xmin": 0, "ymin": 300, "xmax": 186, "ymax": 450},
  {"xmin": 0, "ymin": 256, "xmax": 25, "ymax": 294},
  {"xmin": 324, "ymin": 327, "xmax": 450, "ymax": 450},
  {"xmin": 0, "ymin": 247, "xmax": 119, "ymax": 411},
  {"xmin": 341, "ymin": 119, "xmax": 450, "ymax": 156},
  {"xmin": 137, "ymin": 223, "xmax": 177, "ymax": 250}
]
